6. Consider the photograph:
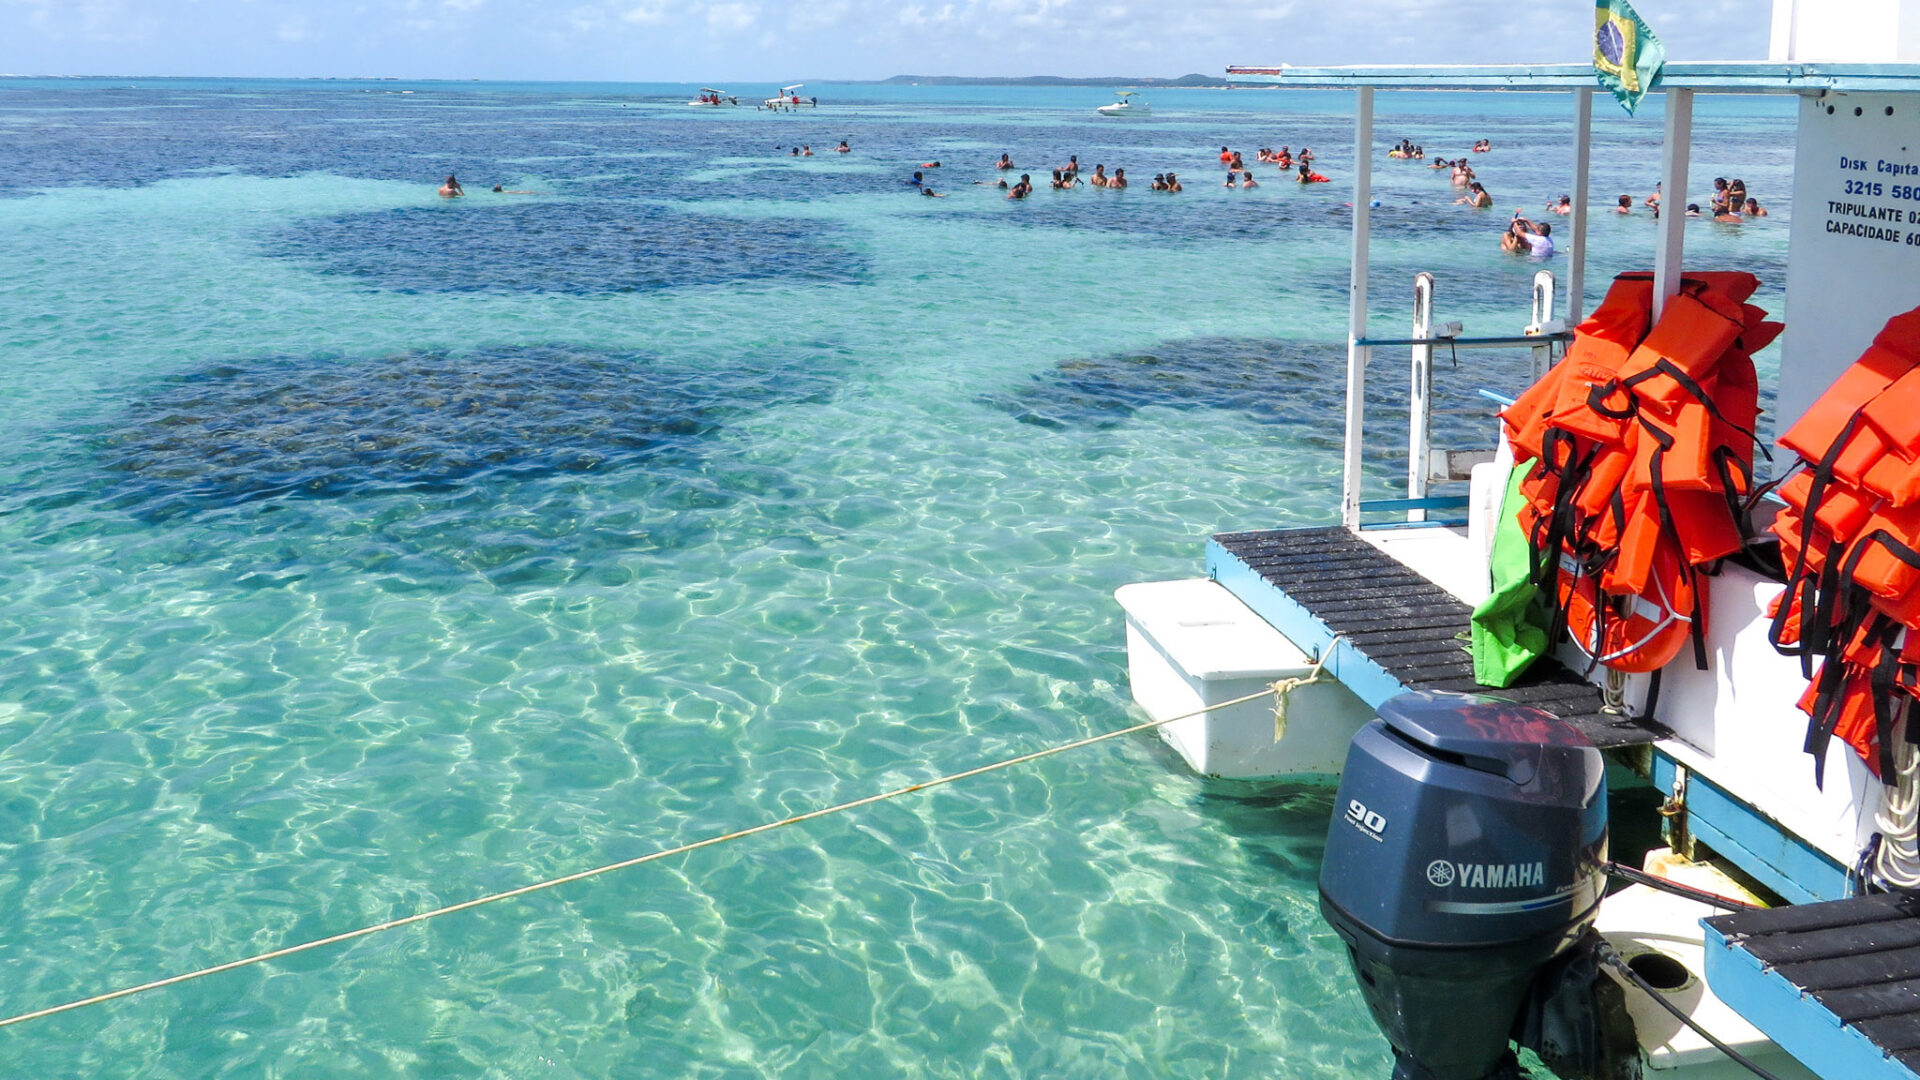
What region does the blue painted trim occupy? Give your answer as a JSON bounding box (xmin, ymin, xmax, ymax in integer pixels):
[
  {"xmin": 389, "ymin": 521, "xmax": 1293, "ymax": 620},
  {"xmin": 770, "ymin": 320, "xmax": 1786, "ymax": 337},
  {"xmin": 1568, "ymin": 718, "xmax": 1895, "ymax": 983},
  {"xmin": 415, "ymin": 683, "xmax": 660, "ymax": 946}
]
[
  {"xmin": 1651, "ymin": 752, "xmax": 1851, "ymax": 905},
  {"xmin": 1357, "ymin": 518, "xmax": 1469, "ymax": 530},
  {"xmin": 1358, "ymin": 496, "xmax": 1472, "ymax": 513},
  {"xmin": 1205, "ymin": 537, "xmax": 1411, "ymax": 710},
  {"xmin": 1704, "ymin": 922, "xmax": 1919, "ymax": 1080},
  {"xmin": 1477, "ymin": 388, "xmax": 1517, "ymax": 407}
]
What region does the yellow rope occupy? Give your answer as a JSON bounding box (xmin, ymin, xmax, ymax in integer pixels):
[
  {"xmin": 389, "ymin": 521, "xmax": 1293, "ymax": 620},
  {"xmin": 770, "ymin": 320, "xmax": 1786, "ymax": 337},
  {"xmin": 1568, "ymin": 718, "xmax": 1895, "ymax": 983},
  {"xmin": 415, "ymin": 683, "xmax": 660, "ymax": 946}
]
[
  {"xmin": 0, "ymin": 683, "xmax": 1289, "ymax": 1031},
  {"xmin": 1272, "ymin": 634, "xmax": 1346, "ymax": 743}
]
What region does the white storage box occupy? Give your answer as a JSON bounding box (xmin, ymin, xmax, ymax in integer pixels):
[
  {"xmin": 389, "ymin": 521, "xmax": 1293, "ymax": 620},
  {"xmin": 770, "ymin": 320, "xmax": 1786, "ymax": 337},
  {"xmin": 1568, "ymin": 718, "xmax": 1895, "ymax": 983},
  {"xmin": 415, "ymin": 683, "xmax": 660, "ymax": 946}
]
[{"xmin": 1116, "ymin": 578, "xmax": 1375, "ymax": 779}]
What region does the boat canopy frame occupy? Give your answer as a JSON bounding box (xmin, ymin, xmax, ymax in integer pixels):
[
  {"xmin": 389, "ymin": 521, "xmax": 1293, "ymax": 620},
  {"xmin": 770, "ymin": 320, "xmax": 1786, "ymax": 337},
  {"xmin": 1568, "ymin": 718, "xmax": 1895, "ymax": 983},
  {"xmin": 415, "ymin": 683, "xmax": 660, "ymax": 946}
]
[{"xmin": 1226, "ymin": 61, "xmax": 1920, "ymax": 526}]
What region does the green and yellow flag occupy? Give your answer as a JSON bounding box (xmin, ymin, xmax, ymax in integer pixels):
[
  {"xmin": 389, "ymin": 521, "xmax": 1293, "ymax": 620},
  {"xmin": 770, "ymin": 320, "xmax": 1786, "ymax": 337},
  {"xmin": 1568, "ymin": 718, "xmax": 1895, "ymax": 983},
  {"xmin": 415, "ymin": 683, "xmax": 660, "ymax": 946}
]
[{"xmin": 1594, "ymin": 0, "xmax": 1666, "ymax": 115}]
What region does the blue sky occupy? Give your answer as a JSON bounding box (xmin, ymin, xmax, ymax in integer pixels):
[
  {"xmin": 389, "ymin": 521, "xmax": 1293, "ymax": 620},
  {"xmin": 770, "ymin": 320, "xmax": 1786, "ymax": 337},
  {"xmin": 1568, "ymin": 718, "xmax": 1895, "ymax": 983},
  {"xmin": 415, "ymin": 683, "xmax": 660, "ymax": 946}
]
[{"xmin": 2, "ymin": 1, "xmax": 1765, "ymax": 81}]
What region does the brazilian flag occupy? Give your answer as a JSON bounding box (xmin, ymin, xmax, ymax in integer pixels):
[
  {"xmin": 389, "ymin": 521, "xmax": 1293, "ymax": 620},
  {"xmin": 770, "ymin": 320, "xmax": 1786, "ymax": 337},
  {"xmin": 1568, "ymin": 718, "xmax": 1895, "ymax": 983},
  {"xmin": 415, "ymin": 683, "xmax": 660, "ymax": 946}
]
[{"xmin": 1594, "ymin": 0, "xmax": 1666, "ymax": 115}]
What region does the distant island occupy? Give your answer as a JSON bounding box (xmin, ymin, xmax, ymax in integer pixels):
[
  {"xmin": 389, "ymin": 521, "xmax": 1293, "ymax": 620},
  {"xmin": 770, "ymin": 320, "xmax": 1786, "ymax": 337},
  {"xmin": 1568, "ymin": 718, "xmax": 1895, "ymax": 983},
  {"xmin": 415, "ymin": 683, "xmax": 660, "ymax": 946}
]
[{"xmin": 879, "ymin": 74, "xmax": 1228, "ymax": 88}]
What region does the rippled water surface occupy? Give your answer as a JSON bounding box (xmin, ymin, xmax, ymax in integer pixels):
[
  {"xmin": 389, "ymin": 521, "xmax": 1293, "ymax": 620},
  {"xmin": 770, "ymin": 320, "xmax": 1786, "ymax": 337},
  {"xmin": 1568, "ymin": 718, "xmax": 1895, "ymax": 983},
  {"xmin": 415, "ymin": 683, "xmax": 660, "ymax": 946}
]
[{"xmin": 0, "ymin": 77, "xmax": 1793, "ymax": 1077}]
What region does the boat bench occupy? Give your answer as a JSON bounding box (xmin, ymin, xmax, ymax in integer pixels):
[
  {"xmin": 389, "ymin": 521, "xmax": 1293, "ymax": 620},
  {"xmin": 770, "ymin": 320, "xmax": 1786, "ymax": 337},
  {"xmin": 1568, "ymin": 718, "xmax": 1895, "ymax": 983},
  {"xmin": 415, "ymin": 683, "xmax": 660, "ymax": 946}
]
[{"xmin": 1706, "ymin": 892, "xmax": 1920, "ymax": 1080}]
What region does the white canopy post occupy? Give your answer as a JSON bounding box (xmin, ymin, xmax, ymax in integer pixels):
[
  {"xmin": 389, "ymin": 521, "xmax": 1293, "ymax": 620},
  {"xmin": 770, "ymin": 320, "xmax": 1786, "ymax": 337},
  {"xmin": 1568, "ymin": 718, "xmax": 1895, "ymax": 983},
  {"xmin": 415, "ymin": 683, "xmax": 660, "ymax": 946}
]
[
  {"xmin": 1569, "ymin": 87, "xmax": 1593, "ymax": 324},
  {"xmin": 1654, "ymin": 88, "xmax": 1694, "ymax": 320},
  {"xmin": 1341, "ymin": 87, "xmax": 1375, "ymax": 530}
]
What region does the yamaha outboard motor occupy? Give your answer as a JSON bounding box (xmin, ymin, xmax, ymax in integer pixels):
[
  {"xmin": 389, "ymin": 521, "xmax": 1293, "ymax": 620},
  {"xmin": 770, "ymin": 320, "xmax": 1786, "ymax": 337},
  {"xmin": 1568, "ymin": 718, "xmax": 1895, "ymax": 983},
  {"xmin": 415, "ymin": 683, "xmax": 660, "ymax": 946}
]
[{"xmin": 1319, "ymin": 692, "xmax": 1607, "ymax": 1080}]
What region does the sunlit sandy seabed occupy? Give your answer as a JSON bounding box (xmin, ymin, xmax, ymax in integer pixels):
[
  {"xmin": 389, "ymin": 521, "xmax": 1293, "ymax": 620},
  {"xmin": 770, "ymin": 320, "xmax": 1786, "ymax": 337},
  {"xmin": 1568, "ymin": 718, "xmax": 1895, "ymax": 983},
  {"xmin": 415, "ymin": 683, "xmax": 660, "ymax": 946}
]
[{"xmin": 0, "ymin": 78, "xmax": 1791, "ymax": 1077}]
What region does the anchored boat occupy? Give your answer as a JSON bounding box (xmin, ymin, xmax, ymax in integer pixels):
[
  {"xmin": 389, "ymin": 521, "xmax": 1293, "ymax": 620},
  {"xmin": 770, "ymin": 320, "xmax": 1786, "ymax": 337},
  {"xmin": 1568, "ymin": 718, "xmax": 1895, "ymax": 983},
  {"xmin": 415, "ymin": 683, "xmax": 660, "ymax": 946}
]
[
  {"xmin": 1122, "ymin": 3, "xmax": 1920, "ymax": 1078},
  {"xmin": 763, "ymin": 84, "xmax": 815, "ymax": 109},
  {"xmin": 1096, "ymin": 90, "xmax": 1150, "ymax": 117},
  {"xmin": 687, "ymin": 88, "xmax": 738, "ymax": 106}
]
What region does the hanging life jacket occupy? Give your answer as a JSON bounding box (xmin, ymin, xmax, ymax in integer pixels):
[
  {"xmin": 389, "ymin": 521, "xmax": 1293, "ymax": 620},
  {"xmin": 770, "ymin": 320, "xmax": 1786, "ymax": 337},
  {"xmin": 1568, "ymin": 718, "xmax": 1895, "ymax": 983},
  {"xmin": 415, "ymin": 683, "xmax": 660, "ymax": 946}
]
[
  {"xmin": 1499, "ymin": 271, "xmax": 1770, "ymax": 677},
  {"xmin": 1769, "ymin": 305, "xmax": 1920, "ymax": 782}
]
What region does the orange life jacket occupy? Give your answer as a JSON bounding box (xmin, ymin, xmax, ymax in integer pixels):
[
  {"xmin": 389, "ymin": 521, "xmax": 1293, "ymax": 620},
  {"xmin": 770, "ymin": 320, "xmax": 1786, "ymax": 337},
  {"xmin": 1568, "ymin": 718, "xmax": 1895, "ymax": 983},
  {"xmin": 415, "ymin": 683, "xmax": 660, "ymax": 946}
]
[
  {"xmin": 1499, "ymin": 271, "xmax": 1768, "ymax": 678},
  {"xmin": 1768, "ymin": 303, "xmax": 1920, "ymax": 781}
]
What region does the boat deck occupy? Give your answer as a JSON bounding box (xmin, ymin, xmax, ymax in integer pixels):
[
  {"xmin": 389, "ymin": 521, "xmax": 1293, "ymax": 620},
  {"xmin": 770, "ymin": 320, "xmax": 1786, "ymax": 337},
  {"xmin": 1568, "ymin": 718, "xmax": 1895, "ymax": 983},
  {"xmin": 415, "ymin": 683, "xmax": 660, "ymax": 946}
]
[
  {"xmin": 1207, "ymin": 525, "xmax": 1665, "ymax": 750},
  {"xmin": 1705, "ymin": 892, "xmax": 1920, "ymax": 1080}
]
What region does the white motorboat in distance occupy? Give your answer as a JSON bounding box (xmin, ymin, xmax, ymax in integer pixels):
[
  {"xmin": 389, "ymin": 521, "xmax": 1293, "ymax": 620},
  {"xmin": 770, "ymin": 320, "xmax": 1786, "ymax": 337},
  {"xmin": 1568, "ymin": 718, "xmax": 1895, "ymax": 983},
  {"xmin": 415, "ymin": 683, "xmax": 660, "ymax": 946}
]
[
  {"xmin": 1096, "ymin": 91, "xmax": 1150, "ymax": 117},
  {"xmin": 687, "ymin": 89, "xmax": 739, "ymax": 106},
  {"xmin": 763, "ymin": 84, "xmax": 816, "ymax": 109}
]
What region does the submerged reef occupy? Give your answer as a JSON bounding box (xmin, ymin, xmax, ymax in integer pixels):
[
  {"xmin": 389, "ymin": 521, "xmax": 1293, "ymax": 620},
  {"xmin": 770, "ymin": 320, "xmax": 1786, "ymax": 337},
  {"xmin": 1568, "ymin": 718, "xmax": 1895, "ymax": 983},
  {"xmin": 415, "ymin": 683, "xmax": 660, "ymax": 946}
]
[
  {"xmin": 982, "ymin": 337, "xmax": 1351, "ymax": 433},
  {"xmin": 99, "ymin": 345, "xmax": 833, "ymax": 510},
  {"xmin": 274, "ymin": 201, "xmax": 866, "ymax": 295}
]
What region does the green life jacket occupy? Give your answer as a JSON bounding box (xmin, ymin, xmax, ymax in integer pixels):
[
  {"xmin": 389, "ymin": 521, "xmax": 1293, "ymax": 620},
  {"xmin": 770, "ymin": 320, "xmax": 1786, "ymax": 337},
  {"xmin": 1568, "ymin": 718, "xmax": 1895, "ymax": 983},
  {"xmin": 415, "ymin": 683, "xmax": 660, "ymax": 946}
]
[{"xmin": 1471, "ymin": 460, "xmax": 1552, "ymax": 687}]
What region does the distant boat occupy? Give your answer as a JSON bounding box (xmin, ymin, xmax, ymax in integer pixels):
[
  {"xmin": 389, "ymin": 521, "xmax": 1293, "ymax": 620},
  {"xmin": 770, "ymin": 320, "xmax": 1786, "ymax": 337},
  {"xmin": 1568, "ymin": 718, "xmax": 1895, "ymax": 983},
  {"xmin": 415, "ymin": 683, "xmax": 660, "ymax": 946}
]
[
  {"xmin": 688, "ymin": 88, "xmax": 738, "ymax": 106},
  {"xmin": 1096, "ymin": 91, "xmax": 1150, "ymax": 118},
  {"xmin": 763, "ymin": 84, "xmax": 816, "ymax": 109}
]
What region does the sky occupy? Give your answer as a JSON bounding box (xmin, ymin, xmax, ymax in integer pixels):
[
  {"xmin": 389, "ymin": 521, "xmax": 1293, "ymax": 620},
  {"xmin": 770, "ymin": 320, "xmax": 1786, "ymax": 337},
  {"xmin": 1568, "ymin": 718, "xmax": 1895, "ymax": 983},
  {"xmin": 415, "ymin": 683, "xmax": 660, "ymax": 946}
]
[{"xmin": 1, "ymin": 0, "xmax": 1767, "ymax": 82}]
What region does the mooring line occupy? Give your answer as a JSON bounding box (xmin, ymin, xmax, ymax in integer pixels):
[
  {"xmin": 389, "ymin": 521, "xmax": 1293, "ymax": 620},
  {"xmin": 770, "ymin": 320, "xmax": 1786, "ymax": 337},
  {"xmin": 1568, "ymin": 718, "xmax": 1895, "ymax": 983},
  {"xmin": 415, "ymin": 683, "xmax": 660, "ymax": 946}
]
[{"xmin": 0, "ymin": 678, "xmax": 1314, "ymax": 1031}]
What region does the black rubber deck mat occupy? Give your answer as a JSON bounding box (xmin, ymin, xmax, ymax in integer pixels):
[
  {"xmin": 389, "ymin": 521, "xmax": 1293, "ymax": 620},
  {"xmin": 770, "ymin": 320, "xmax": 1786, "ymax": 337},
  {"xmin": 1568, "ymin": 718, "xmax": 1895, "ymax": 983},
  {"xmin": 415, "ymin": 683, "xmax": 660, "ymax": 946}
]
[
  {"xmin": 1709, "ymin": 892, "xmax": 1920, "ymax": 1069},
  {"xmin": 1212, "ymin": 526, "xmax": 1665, "ymax": 750}
]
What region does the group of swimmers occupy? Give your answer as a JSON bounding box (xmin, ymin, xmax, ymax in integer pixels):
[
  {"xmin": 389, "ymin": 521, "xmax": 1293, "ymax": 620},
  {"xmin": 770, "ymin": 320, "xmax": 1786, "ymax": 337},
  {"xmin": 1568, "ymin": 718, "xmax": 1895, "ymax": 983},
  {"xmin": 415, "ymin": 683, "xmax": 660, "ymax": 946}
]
[
  {"xmin": 1253, "ymin": 146, "xmax": 1313, "ymax": 169},
  {"xmin": 1593, "ymin": 178, "xmax": 1765, "ymax": 221}
]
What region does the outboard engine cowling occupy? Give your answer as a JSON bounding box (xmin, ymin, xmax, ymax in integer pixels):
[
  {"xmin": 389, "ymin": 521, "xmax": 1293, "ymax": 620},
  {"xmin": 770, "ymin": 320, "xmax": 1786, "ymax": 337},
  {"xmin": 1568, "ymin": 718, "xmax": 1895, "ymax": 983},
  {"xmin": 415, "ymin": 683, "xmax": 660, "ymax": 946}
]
[{"xmin": 1319, "ymin": 691, "xmax": 1607, "ymax": 1080}]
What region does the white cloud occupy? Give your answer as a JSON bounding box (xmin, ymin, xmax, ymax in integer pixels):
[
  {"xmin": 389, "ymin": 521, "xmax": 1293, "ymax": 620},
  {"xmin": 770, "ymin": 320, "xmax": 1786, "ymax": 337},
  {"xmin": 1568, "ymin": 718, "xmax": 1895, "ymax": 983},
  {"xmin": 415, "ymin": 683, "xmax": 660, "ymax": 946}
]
[
  {"xmin": 0, "ymin": 0, "xmax": 1774, "ymax": 82},
  {"xmin": 705, "ymin": 1, "xmax": 758, "ymax": 33}
]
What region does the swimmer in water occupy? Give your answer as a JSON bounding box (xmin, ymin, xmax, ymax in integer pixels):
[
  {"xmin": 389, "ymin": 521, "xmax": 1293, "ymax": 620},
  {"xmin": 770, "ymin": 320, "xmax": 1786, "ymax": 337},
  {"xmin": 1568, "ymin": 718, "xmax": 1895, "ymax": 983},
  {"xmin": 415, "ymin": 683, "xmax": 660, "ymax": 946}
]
[
  {"xmin": 1502, "ymin": 216, "xmax": 1552, "ymax": 257},
  {"xmin": 1548, "ymin": 195, "xmax": 1571, "ymax": 215},
  {"xmin": 1455, "ymin": 181, "xmax": 1491, "ymax": 207},
  {"xmin": 1616, "ymin": 193, "xmax": 1632, "ymax": 214},
  {"xmin": 491, "ymin": 184, "xmax": 537, "ymax": 194},
  {"xmin": 921, "ymin": 187, "xmax": 946, "ymax": 197},
  {"xmin": 1109, "ymin": 168, "xmax": 1127, "ymax": 189},
  {"xmin": 438, "ymin": 174, "xmax": 464, "ymax": 197},
  {"xmin": 836, "ymin": 140, "xmax": 850, "ymax": 152},
  {"xmin": 996, "ymin": 153, "xmax": 1014, "ymax": 170},
  {"xmin": 1165, "ymin": 172, "xmax": 1182, "ymax": 192},
  {"xmin": 1241, "ymin": 171, "xmax": 1258, "ymax": 189},
  {"xmin": 1089, "ymin": 164, "xmax": 1108, "ymax": 187},
  {"xmin": 1008, "ymin": 173, "xmax": 1032, "ymax": 199},
  {"xmin": 1223, "ymin": 170, "xmax": 1237, "ymax": 188},
  {"xmin": 1744, "ymin": 197, "xmax": 1767, "ymax": 217}
]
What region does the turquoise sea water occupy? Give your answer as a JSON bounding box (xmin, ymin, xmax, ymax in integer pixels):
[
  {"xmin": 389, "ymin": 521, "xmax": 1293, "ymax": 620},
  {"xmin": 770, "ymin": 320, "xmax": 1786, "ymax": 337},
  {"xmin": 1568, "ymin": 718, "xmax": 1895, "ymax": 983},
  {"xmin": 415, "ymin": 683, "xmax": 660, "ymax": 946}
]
[{"xmin": 0, "ymin": 79, "xmax": 1793, "ymax": 1077}]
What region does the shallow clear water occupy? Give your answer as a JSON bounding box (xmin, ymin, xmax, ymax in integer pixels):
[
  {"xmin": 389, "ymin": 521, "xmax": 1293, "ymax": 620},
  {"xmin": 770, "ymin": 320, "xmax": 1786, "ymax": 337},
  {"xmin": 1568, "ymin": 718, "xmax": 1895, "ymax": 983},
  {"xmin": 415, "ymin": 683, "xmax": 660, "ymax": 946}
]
[{"xmin": 0, "ymin": 78, "xmax": 1792, "ymax": 1077}]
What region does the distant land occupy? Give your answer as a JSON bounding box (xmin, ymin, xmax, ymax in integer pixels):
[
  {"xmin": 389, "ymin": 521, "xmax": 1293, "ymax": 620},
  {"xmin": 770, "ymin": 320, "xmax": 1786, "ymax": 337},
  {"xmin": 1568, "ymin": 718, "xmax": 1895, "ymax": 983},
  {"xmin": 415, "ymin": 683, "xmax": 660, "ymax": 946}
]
[{"xmin": 879, "ymin": 74, "xmax": 1229, "ymax": 88}]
